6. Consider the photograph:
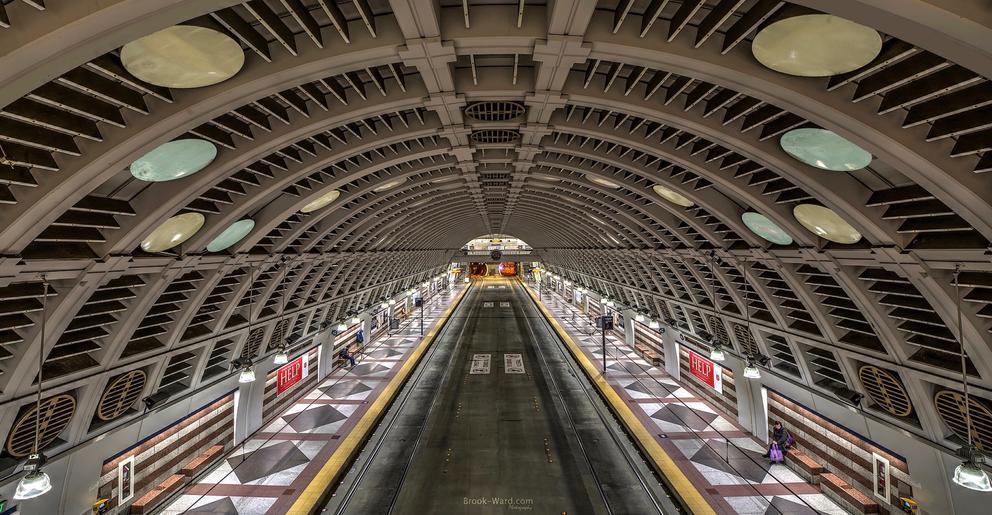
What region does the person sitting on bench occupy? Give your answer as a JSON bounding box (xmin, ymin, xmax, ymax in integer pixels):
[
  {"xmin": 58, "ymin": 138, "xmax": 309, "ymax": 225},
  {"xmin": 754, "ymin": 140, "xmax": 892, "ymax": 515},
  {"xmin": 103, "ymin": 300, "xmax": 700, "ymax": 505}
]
[{"xmin": 339, "ymin": 347, "xmax": 357, "ymax": 368}]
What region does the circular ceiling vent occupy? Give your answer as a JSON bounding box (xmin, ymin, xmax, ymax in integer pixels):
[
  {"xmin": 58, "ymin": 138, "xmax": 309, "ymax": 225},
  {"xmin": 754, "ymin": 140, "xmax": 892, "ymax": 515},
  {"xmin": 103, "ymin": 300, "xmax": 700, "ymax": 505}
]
[
  {"xmin": 858, "ymin": 365, "xmax": 913, "ymax": 417},
  {"xmin": 97, "ymin": 370, "xmax": 147, "ymax": 421},
  {"xmin": 935, "ymin": 389, "xmax": 992, "ymax": 451},
  {"xmin": 471, "ymin": 129, "xmax": 520, "ymax": 144},
  {"xmin": 464, "ymin": 101, "xmax": 526, "ymax": 122},
  {"xmin": 6, "ymin": 393, "xmax": 76, "ymax": 458}
]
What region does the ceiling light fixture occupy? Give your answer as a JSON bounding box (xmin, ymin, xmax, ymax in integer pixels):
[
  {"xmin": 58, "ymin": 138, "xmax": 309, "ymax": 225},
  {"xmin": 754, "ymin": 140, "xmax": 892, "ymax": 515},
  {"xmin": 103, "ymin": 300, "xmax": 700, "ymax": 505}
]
[
  {"xmin": 273, "ymin": 345, "xmax": 289, "ymax": 366},
  {"xmin": 710, "ymin": 345, "xmax": 726, "ymax": 363},
  {"xmin": 235, "ymin": 264, "xmax": 259, "ymax": 384},
  {"xmin": 952, "ymin": 265, "xmax": 992, "ymax": 491},
  {"xmin": 742, "ymin": 257, "xmax": 760, "ymax": 380},
  {"xmin": 14, "ymin": 278, "xmax": 53, "ymax": 500}
]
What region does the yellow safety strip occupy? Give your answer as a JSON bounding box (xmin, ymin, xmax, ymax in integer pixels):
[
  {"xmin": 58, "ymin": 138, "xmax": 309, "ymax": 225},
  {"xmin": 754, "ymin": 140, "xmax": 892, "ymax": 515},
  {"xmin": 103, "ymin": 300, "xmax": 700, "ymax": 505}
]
[
  {"xmin": 522, "ymin": 282, "xmax": 717, "ymax": 515},
  {"xmin": 289, "ymin": 283, "xmax": 472, "ymax": 514}
]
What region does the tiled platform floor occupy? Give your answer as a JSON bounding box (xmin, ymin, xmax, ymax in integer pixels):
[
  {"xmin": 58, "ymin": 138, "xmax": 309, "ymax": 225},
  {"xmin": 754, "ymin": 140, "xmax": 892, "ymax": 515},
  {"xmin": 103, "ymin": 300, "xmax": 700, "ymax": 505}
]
[
  {"xmin": 533, "ymin": 284, "xmax": 850, "ymax": 515},
  {"xmin": 159, "ymin": 286, "xmax": 462, "ymax": 515}
]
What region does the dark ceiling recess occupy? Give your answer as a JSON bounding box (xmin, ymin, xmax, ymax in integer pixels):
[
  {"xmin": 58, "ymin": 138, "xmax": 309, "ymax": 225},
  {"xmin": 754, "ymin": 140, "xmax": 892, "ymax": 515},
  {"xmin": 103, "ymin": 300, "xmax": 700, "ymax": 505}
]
[
  {"xmin": 470, "ymin": 129, "xmax": 521, "ymax": 144},
  {"xmin": 464, "ymin": 101, "xmax": 526, "ymax": 122}
]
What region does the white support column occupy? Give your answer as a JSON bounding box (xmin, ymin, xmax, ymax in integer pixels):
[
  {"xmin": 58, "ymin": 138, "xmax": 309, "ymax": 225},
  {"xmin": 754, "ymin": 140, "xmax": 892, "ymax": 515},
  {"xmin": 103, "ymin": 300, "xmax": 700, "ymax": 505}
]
[
  {"xmin": 662, "ymin": 324, "xmax": 680, "ymax": 380},
  {"xmin": 739, "ymin": 365, "xmax": 764, "ymax": 436},
  {"xmin": 358, "ymin": 311, "xmax": 372, "ymax": 349},
  {"xmin": 316, "ymin": 325, "xmax": 335, "ymax": 381},
  {"xmin": 235, "ymin": 359, "xmax": 272, "ymax": 445},
  {"xmin": 622, "ymin": 308, "xmax": 636, "ymax": 348}
]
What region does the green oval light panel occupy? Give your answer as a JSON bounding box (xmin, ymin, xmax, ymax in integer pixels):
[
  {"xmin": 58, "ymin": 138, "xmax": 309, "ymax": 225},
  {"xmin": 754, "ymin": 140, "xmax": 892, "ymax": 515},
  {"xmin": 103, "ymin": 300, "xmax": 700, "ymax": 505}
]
[
  {"xmin": 301, "ymin": 189, "xmax": 341, "ymax": 213},
  {"xmin": 793, "ymin": 204, "xmax": 863, "ymax": 244},
  {"xmin": 130, "ymin": 139, "xmax": 218, "ymax": 182},
  {"xmin": 141, "ymin": 212, "xmax": 205, "ymax": 252},
  {"xmin": 207, "ymin": 219, "xmax": 255, "ymax": 252},
  {"xmin": 780, "ymin": 128, "xmax": 872, "ymax": 171},
  {"xmin": 752, "ymin": 15, "xmax": 881, "ymax": 77},
  {"xmin": 652, "ymin": 184, "xmax": 694, "ymax": 207},
  {"xmin": 121, "ymin": 25, "xmax": 246, "ymax": 88},
  {"xmin": 587, "ymin": 175, "xmax": 621, "ymax": 189},
  {"xmin": 742, "ymin": 212, "xmax": 793, "ymax": 245}
]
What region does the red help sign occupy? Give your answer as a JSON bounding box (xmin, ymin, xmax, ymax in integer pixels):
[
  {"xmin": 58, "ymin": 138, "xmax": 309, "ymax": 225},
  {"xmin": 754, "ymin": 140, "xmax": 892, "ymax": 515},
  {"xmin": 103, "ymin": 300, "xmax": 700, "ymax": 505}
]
[
  {"xmin": 276, "ymin": 354, "xmax": 309, "ymax": 395},
  {"xmin": 687, "ymin": 349, "xmax": 722, "ymax": 394}
]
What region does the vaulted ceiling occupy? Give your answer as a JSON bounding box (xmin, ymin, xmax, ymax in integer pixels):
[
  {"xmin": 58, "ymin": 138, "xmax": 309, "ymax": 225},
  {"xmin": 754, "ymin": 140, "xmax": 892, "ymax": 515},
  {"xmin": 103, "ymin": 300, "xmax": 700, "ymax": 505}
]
[{"xmin": 1, "ymin": 0, "xmax": 991, "ymax": 467}]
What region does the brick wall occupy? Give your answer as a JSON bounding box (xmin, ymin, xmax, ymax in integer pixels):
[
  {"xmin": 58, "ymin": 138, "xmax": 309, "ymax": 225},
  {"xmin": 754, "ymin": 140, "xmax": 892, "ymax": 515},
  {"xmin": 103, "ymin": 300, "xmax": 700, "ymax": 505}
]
[
  {"xmin": 678, "ymin": 347, "xmax": 738, "ymax": 418},
  {"xmin": 634, "ymin": 320, "xmax": 665, "ymax": 364},
  {"xmin": 768, "ymin": 389, "xmax": 912, "ymax": 512},
  {"xmin": 98, "ymin": 393, "xmax": 234, "ymax": 511}
]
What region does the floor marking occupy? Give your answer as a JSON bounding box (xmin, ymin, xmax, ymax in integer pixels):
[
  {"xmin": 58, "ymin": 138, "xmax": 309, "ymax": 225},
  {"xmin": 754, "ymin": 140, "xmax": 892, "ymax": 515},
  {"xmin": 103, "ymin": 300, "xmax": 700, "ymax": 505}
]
[
  {"xmin": 499, "ymin": 301, "xmax": 510, "ymax": 307},
  {"xmin": 483, "ymin": 301, "xmax": 494, "ymax": 308},
  {"xmin": 504, "ymin": 353, "xmax": 525, "ymax": 374},
  {"xmin": 470, "ymin": 353, "xmax": 491, "ymax": 374}
]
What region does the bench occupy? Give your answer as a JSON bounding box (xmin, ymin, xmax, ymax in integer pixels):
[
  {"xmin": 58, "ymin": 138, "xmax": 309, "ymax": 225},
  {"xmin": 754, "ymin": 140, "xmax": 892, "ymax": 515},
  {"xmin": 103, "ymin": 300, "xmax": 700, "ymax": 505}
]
[
  {"xmin": 128, "ymin": 474, "xmax": 185, "ymax": 514},
  {"xmin": 785, "ymin": 448, "xmax": 825, "ymax": 484},
  {"xmin": 634, "ymin": 343, "xmax": 663, "ymax": 366},
  {"xmin": 180, "ymin": 445, "xmax": 224, "ymax": 478},
  {"xmin": 820, "ymin": 472, "xmax": 879, "ymax": 514}
]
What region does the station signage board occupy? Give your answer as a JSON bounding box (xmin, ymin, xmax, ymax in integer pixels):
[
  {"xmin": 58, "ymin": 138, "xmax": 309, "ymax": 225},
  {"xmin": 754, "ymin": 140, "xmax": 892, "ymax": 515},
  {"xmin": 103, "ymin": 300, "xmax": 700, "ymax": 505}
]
[
  {"xmin": 687, "ymin": 349, "xmax": 722, "ymax": 394},
  {"xmin": 277, "ymin": 353, "xmax": 310, "ymax": 394}
]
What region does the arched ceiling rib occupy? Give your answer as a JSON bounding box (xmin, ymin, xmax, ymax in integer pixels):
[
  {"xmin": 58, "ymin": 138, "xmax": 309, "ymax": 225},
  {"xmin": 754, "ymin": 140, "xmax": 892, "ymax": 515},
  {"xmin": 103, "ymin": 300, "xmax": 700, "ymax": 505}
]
[{"xmin": 1, "ymin": 0, "xmax": 991, "ymax": 477}]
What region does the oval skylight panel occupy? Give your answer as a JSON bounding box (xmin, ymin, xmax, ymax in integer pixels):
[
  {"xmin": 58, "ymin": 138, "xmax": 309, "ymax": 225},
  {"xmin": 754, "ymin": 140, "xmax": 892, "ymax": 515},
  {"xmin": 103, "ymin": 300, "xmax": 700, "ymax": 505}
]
[
  {"xmin": 206, "ymin": 219, "xmax": 255, "ymax": 252},
  {"xmin": 373, "ymin": 178, "xmax": 407, "ymax": 192},
  {"xmin": 300, "ymin": 190, "xmax": 341, "ymax": 213},
  {"xmin": 129, "ymin": 139, "xmax": 217, "ymax": 182},
  {"xmin": 793, "ymin": 204, "xmax": 863, "ymax": 244},
  {"xmin": 652, "ymin": 184, "xmax": 694, "ymax": 207},
  {"xmin": 780, "ymin": 128, "xmax": 872, "ymax": 171},
  {"xmin": 586, "ymin": 175, "xmax": 621, "ymax": 189},
  {"xmin": 141, "ymin": 212, "xmax": 205, "ymax": 252},
  {"xmin": 752, "ymin": 15, "xmax": 882, "ymax": 77},
  {"xmin": 742, "ymin": 212, "xmax": 793, "ymax": 245},
  {"xmin": 121, "ymin": 25, "xmax": 246, "ymax": 88}
]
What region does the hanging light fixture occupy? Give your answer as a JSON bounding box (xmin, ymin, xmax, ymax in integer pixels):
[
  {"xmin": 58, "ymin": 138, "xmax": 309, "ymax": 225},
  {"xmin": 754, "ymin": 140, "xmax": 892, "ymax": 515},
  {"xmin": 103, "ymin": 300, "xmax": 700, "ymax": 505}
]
[
  {"xmin": 707, "ymin": 253, "xmax": 726, "ymax": 363},
  {"xmin": 238, "ymin": 360, "xmax": 256, "ymax": 383},
  {"xmin": 742, "ymin": 358, "xmax": 761, "ymax": 379},
  {"xmin": 388, "ymin": 299, "xmax": 396, "ymax": 306},
  {"xmin": 741, "ymin": 257, "xmax": 761, "ymax": 380},
  {"xmin": 710, "ymin": 344, "xmax": 726, "ymax": 362},
  {"xmin": 336, "ymin": 322, "xmax": 347, "ymax": 332},
  {"xmin": 635, "ymin": 313, "xmax": 645, "ymax": 323},
  {"xmin": 951, "ymin": 266, "xmax": 992, "ymax": 491},
  {"xmin": 273, "ymin": 282, "xmax": 291, "ymax": 366},
  {"xmin": 380, "ymin": 302, "xmax": 389, "ymax": 310},
  {"xmin": 648, "ymin": 320, "xmax": 660, "ymax": 330},
  {"xmin": 236, "ymin": 264, "xmax": 259, "ymax": 384},
  {"xmin": 273, "ymin": 345, "xmax": 289, "ymax": 365},
  {"xmin": 14, "ymin": 278, "xmax": 54, "ymax": 501},
  {"xmin": 351, "ymin": 315, "xmax": 361, "ymax": 325}
]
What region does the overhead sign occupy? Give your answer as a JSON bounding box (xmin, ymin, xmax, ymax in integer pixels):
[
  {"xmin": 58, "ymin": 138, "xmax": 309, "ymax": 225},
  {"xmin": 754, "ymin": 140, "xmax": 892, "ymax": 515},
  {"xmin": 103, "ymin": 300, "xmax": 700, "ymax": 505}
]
[
  {"xmin": 688, "ymin": 349, "xmax": 723, "ymax": 394},
  {"xmin": 277, "ymin": 352, "xmax": 310, "ymax": 394}
]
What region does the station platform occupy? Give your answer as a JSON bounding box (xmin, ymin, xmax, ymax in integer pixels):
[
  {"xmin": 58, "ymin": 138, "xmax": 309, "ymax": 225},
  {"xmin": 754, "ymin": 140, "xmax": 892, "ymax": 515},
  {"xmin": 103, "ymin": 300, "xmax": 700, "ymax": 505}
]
[
  {"xmin": 157, "ymin": 284, "xmax": 465, "ymax": 514},
  {"xmin": 158, "ymin": 278, "xmax": 850, "ymax": 515},
  {"xmin": 531, "ymin": 282, "xmax": 850, "ymax": 515}
]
